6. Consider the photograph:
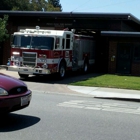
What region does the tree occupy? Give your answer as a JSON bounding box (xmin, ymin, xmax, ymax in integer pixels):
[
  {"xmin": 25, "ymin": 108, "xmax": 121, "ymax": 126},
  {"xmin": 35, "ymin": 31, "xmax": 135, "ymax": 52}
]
[
  {"xmin": 0, "ymin": 15, "xmax": 9, "ymax": 42},
  {"xmin": 12, "ymin": 0, "xmax": 31, "ymax": 11},
  {"xmin": 29, "ymin": 0, "xmax": 62, "ymax": 11},
  {"xmin": 0, "ymin": 0, "xmax": 10, "ymax": 10},
  {"xmin": 0, "ymin": 0, "xmax": 62, "ymax": 11},
  {"xmin": 47, "ymin": 3, "xmax": 61, "ymax": 11},
  {"xmin": 0, "ymin": 0, "xmax": 31, "ymax": 11},
  {"xmin": 47, "ymin": 0, "xmax": 62, "ymax": 11},
  {"xmin": 30, "ymin": 0, "xmax": 48, "ymax": 11}
]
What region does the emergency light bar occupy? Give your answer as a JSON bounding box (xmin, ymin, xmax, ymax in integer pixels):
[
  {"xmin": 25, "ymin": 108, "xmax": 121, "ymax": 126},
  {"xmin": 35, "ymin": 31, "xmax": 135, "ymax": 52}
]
[{"xmin": 36, "ymin": 26, "xmax": 40, "ymax": 30}]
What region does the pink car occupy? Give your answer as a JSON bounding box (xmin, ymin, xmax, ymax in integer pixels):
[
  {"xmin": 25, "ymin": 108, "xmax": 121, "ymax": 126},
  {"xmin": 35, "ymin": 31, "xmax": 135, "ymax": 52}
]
[{"xmin": 0, "ymin": 73, "xmax": 32, "ymax": 113}]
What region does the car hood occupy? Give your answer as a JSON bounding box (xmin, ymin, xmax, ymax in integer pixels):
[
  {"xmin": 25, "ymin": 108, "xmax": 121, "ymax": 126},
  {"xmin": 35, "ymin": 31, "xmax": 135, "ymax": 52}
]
[{"xmin": 0, "ymin": 73, "xmax": 26, "ymax": 91}]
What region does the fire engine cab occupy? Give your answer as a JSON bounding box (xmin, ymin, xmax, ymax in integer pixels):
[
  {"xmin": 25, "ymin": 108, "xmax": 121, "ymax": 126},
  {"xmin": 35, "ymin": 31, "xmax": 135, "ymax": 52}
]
[{"xmin": 7, "ymin": 26, "xmax": 95, "ymax": 79}]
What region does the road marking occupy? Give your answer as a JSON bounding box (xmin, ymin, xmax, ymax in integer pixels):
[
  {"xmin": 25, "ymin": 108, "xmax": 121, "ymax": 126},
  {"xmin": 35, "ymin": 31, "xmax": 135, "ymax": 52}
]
[{"xmin": 58, "ymin": 100, "xmax": 140, "ymax": 115}]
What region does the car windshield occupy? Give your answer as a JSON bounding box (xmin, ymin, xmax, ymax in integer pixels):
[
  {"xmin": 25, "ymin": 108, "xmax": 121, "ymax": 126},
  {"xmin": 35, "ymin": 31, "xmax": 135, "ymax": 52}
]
[{"xmin": 12, "ymin": 35, "xmax": 54, "ymax": 50}]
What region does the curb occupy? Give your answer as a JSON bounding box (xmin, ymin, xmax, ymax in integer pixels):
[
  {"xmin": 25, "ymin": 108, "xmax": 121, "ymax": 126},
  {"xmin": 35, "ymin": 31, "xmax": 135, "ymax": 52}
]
[
  {"xmin": 95, "ymin": 97, "xmax": 140, "ymax": 102},
  {"xmin": 0, "ymin": 65, "xmax": 7, "ymax": 69},
  {"xmin": 31, "ymin": 89, "xmax": 94, "ymax": 97}
]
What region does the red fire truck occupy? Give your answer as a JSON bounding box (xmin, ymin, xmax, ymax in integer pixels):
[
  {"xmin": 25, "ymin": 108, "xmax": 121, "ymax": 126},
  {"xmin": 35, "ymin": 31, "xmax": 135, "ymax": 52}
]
[{"xmin": 7, "ymin": 26, "xmax": 95, "ymax": 79}]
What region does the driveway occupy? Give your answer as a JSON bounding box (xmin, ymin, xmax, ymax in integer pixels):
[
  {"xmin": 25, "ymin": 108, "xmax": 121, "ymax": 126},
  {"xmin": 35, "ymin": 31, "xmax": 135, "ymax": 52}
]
[{"xmin": 0, "ymin": 69, "xmax": 96, "ymax": 95}]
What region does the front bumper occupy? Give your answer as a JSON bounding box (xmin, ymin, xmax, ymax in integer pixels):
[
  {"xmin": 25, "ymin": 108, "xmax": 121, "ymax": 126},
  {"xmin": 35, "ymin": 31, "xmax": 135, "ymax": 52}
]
[
  {"xmin": 7, "ymin": 66, "xmax": 51, "ymax": 75},
  {"xmin": 0, "ymin": 91, "xmax": 32, "ymax": 113}
]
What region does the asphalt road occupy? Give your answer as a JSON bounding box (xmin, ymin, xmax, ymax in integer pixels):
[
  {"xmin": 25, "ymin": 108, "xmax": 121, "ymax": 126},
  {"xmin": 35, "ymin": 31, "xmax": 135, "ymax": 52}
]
[
  {"xmin": 1, "ymin": 92, "xmax": 140, "ymax": 140},
  {"xmin": 1, "ymin": 70, "xmax": 140, "ymax": 140}
]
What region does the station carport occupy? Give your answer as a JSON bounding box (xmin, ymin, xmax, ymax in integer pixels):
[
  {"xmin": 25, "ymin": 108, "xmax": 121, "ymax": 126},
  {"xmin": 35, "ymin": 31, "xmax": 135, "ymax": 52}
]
[{"xmin": 0, "ymin": 11, "xmax": 140, "ymax": 75}]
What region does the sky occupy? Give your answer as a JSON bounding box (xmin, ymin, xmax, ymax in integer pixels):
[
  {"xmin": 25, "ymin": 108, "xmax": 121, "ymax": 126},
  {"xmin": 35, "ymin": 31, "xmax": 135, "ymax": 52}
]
[{"xmin": 60, "ymin": 0, "xmax": 140, "ymax": 19}]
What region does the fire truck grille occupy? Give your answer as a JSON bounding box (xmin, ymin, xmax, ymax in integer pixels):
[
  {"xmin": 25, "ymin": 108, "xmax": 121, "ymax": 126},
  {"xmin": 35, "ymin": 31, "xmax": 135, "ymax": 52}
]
[{"xmin": 22, "ymin": 52, "xmax": 37, "ymax": 67}]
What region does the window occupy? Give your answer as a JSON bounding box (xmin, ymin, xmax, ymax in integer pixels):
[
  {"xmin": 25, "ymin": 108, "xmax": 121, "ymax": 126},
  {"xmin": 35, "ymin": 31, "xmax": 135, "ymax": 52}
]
[
  {"xmin": 62, "ymin": 38, "xmax": 65, "ymax": 49},
  {"xmin": 12, "ymin": 35, "xmax": 54, "ymax": 50},
  {"xmin": 55, "ymin": 38, "xmax": 60, "ymax": 49},
  {"xmin": 31, "ymin": 36, "xmax": 54, "ymax": 50},
  {"xmin": 66, "ymin": 34, "xmax": 71, "ymax": 49},
  {"xmin": 133, "ymin": 44, "xmax": 140, "ymax": 62}
]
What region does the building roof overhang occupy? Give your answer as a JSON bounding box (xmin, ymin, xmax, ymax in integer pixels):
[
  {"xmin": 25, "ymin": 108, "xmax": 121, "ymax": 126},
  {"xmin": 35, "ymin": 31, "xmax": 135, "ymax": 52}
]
[
  {"xmin": 101, "ymin": 31, "xmax": 140, "ymax": 37},
  {"xmin": 0, "ymin": 10, "xmax": 139, "ymax": 23},
  {"xmin": 0, "ymin": 11, "xmax": 140, "ymax": 35}
]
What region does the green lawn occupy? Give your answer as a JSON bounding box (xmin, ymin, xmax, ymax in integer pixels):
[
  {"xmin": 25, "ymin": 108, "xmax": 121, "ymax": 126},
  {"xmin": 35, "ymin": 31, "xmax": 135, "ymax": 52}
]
[{"xmin": 70, "ymin": 74, "xmax": 140, "ymax": 90}]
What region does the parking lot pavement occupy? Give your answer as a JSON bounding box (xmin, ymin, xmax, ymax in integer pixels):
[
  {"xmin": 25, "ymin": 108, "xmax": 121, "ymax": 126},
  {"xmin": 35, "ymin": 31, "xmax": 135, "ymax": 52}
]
[
  {"xmin": 0, "ymin": 69, "xmax": 81, "ymax": 95},
  {"xmin": 1, "ymin": 68, "xmax": 140, "ymax": 100}
]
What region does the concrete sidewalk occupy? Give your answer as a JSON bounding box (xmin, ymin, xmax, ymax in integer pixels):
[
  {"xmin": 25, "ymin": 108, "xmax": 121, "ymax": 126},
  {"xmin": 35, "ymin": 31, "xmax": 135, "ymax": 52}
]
[
  {"xmin": 0, "ymin": 65, "xmax": 7, "ymax": 70},
  {"xmin": 68, "ymin": 85, "xmax": 140, "ymax": 100}
]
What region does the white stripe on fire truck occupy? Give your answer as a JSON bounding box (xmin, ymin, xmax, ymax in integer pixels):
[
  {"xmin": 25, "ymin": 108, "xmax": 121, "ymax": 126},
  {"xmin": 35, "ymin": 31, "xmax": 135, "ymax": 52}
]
[{"xmin": 37, "ymin": 58, "xmax": 72, "ymax": 66}]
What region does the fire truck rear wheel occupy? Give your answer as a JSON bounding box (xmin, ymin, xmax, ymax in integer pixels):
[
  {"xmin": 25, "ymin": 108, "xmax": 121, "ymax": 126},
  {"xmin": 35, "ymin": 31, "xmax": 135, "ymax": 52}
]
[
  {"xmin": 58, "ymin": 62, "xmax": 66, "ymax": 79},
  {"xmin": 18, "ymin": 73, "xmax": 29, "ymax": 79}
]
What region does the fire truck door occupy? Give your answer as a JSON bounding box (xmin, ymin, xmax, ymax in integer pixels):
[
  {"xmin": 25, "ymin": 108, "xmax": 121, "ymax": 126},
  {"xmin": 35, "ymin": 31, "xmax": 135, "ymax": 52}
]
[{"xmin": 72, "ymin": 41, "xmax": 79, "ymax": 69}]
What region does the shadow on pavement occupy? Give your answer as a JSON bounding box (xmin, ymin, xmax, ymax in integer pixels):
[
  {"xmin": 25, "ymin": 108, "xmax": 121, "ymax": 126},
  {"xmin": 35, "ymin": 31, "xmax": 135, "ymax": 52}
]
[
  {"xmin": 21, "ymin": 71, "xmax": 103, "ymax": 85},
  {"xmin": 0, "ymin": 113, "xmax": 40, "ymax": 132}
]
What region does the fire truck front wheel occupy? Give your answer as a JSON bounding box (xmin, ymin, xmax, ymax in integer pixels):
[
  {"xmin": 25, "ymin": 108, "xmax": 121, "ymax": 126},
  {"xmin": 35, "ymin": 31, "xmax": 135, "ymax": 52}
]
[
  {"xmin": 18, "ymin": 73, "xmax": 29, "ymax": 79},
  {"xmin": 58, "ymin": 62, "xmax": 66, "ymax": 79}
]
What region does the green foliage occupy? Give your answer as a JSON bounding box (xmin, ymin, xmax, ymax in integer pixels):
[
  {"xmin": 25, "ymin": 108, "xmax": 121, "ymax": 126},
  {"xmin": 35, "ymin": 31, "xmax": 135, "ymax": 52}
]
[
  {"xmin": 12, "ymin": 0, "xmax": 31, "ymax": 11},
  {"xmin": 0, "ymin": 0, "xmax": 11, "ymax": 10},
  {"xmin": 0, "ymin": 15, "xmax": 9, "ymax": 42},
  {"xmin": 30, "ymin": 0, "xmax": 48, "ymax": 11},
  {"xmin": 47, "ymin": 3, "xmax": 61, "ymax": 11},
  {"xmin": 0, "ymin": 0, "xmax": 62, "ymax": 11},
  {"xmin": 0, "ymin": 0, "xmax": 30, "ymax": 11},
  {"xmin": 70, "ymin": 74, "xmax": 140, "ymax": 90},
  {"xmin": 47, "ymin": 0, "xmax": 62, "ymax": 11}
]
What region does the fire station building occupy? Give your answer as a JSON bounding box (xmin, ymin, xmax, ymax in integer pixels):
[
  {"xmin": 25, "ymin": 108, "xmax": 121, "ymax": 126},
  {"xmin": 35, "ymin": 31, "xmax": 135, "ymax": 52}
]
[{"xmin": 0, "ymin": 11, "xmax": 140, "ymax": 75}]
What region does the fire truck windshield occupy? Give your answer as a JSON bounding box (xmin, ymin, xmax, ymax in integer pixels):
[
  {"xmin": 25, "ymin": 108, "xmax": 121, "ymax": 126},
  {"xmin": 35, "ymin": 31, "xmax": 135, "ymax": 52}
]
[{"xmin": 12, "ymin": 35, "xmax": 54, "ymax": 50}]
